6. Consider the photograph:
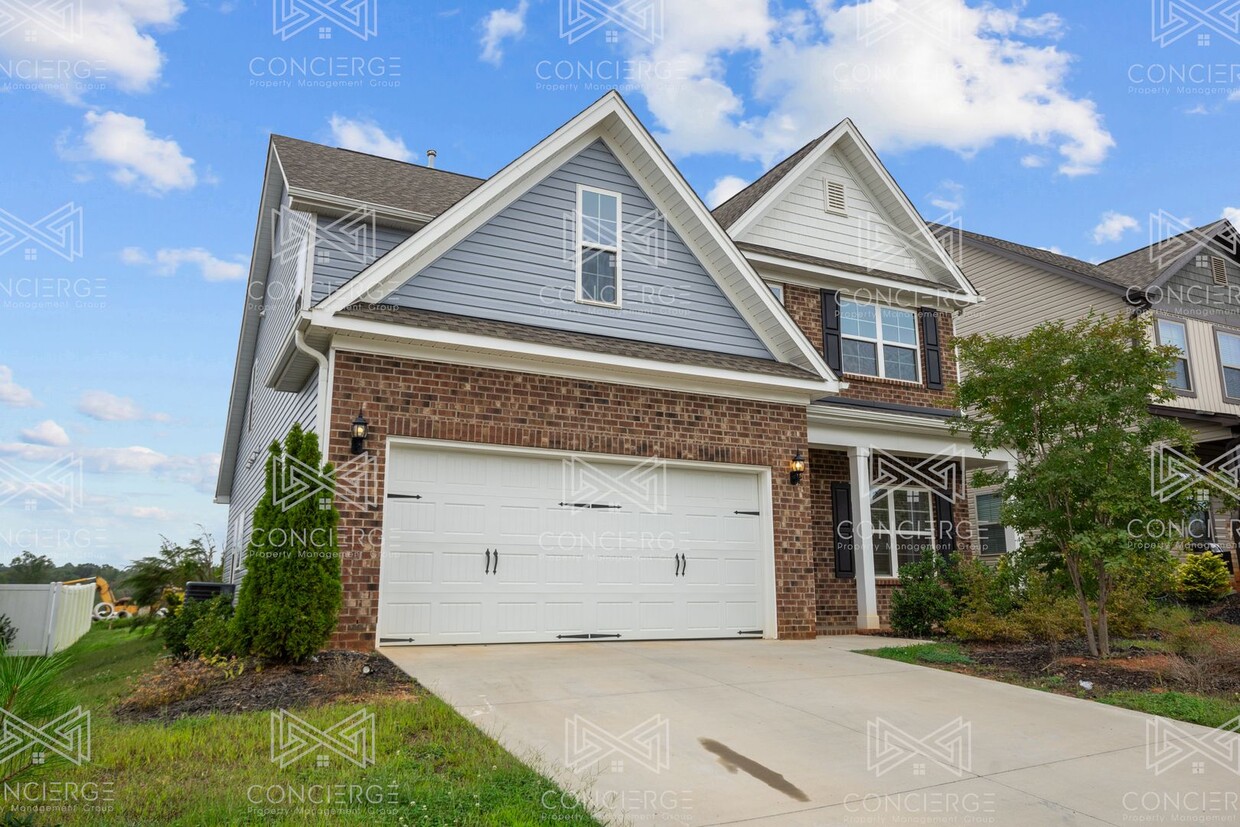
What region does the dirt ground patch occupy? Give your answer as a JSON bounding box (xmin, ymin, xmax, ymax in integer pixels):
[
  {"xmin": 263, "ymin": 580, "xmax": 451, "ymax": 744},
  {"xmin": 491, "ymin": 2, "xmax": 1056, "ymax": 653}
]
[
  {"xmin": 116, "ymin": 650, "xmax": 419, "ymax": 722},
  {"xmin": 966, "ymin": 641, "xmax": 1179, "ymax": 693},
  {"xmin": 1205, "ymin": 592, "xmax": 1240, "ymax": 626}
]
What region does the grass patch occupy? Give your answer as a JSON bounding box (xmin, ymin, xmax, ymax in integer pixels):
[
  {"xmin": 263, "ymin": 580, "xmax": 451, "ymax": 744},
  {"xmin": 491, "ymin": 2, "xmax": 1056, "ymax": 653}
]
[
  {"xmin": 1099, "ymin": 691, "xmax": 1240, "ymax": 731},
  {"xmin": 6, "ymin": 626, "xmax": 598, "ymax": 826},
  {"xmin": 861, "ymin": 642, "xmax": 974, "ymax": 665}
]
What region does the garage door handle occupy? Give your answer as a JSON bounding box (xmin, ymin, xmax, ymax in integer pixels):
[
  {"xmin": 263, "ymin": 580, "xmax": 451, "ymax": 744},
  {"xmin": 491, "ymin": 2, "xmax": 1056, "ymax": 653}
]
[
  {"xmin": 681, "ymin": 555, "xmax": 687, "ymax": 577},
  {"xmin": 485, "ymin": 549, "xmax": 491, "ymax": 574},
  {"xmin": 674, "ymin": 553, "xmax": 683, "ymax": 577},
  {"xmin": 493, "ymin": 549, "xmax": 499, "ymax": 574}
]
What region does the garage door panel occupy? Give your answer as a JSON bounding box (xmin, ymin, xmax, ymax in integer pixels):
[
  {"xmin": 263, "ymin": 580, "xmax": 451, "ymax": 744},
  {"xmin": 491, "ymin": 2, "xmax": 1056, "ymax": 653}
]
[{"xmin": 378, "ymin": 445, "xmax": 767, "ymax": 645}]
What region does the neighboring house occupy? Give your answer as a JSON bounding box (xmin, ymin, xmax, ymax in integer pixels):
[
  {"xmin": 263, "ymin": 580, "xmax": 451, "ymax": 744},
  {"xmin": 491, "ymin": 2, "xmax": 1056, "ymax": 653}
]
[
  {"xmin": 953, "ymin": 221, "xmax": 1240, "ymax": 574},
  {"xmin": 216, "ymin": 93, "xmax": 1002, "ymax": 649}
]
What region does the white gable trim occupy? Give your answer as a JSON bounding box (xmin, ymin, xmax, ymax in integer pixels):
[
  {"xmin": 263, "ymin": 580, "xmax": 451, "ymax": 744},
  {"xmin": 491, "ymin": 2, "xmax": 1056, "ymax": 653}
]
[
  {"xmin": 314, "ymin": 92, "xmax": 835, "ymax": 382},
  {"xmin": 727, "ymin": 120, "xmax": 979, "ymax": 302}
]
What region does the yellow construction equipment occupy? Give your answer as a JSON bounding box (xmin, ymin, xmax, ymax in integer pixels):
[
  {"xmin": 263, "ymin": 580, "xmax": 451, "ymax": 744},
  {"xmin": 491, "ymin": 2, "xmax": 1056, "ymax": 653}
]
[{"xmin": 60, "ymin": 577, "xmax": 181, "ymax": 620}]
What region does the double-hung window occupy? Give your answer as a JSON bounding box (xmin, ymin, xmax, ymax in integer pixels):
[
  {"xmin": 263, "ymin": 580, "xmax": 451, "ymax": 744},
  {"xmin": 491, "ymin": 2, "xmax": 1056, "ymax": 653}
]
[
  {"xmin": 872, "ymin": 488, "xmax": 935, "ymax": 577},
  {"xmin": 840, "ymin": 300, "xmax": 920, "ymax": 382},
  {"xmin": 975, "ymin": 492, "xmax": 1009, "ymax": 556},
  {"xmin": 1156, "ymin": 318, "xmax": 1192, "ymax": 392},
  {"xmin": 577, "ymin": 186, "xmax": 621, "ymax": 307},
  {"xmin": 1217, "ymin": 329, "xmax": 1240, "ymax": 400}
]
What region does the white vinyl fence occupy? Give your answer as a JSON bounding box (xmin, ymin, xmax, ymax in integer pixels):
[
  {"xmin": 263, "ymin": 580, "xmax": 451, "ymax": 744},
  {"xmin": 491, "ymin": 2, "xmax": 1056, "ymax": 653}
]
[{"xmin": 0, "ymin": 582, "xmax": 95, "ymax": 656}]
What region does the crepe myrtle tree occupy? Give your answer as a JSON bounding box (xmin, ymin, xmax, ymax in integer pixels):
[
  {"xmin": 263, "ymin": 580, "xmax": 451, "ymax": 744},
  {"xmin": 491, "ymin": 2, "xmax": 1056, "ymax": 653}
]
[
  {"xmin": 954, "ymin": 313, "xmax": 1204, "ymax": 658},
  {"xmin": 232, "ymin": 424, "xmax": 342, "ymax": 662}
]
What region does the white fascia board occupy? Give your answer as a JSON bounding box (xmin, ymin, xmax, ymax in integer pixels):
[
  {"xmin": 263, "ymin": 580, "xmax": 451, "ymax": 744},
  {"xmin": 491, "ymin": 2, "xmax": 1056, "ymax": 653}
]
[
  {"xmin": 313, "ymin": 313, "xmax": 838, "ymax": 404},
  {"xmin": 809, "ymin": 405, "xmax": 1014, "ymax": 464},
  {"xmin": 748, "ymin": 252, "xmax": 981, "ymax": 308}
]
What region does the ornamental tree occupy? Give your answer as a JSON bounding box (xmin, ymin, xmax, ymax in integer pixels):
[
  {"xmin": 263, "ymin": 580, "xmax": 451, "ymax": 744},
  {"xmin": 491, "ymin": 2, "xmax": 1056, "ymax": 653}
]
[{"xmin": 955, "ymin": 313, "xmax": 1202, "ymax": 658}]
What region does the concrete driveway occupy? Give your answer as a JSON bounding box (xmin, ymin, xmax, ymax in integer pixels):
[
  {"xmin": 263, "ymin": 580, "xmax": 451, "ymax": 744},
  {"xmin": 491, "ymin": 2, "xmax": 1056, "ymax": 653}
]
[{"xmin": 384, "ymin": 637, "xmax": 1239, "ymax": 826}]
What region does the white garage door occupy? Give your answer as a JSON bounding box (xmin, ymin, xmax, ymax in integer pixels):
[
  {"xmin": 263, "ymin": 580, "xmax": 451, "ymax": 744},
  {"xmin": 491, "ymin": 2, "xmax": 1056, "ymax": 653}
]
[{"xmin": 377, "ymin": 444, "xmax": 769, "ymax": 646}]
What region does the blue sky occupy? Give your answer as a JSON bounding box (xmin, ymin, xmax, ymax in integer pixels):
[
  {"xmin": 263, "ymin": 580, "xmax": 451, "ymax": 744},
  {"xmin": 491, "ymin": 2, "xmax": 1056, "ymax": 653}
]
[{"xmin": 0, "ymin": 0, "xmax": 1236, "ymax": 568}]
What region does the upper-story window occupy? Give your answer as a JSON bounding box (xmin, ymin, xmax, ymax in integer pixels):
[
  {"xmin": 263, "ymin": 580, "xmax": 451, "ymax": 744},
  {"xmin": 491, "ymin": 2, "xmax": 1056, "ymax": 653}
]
[
  {"xmin": 1217, "ymin": 329, "xmax": 1240, "ymax": 400},
  {"xmin": 1155, "ymin": 318, "xmax": 1192, "ymax": 392},
  {"xmin": 577, "ymin": 186, "xmax": 621, "ymax": 307},
  {"xmin": 840, "ymin": 299, "xmax": 920, "ymax": 382}
]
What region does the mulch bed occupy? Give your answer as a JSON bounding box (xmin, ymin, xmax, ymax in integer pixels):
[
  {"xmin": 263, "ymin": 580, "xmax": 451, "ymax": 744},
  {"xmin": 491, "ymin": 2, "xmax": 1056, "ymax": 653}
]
[
  {"xmin": 965, "ymin": 641, "xmax": 1178, "ymax": 694},
  {"xmin": 1205, "ymin": 592, "xmax": 1240, "ymax": 626},
  {"xmin": 116, "ymin": 650, "xmax": 420, "ymax": 723}
]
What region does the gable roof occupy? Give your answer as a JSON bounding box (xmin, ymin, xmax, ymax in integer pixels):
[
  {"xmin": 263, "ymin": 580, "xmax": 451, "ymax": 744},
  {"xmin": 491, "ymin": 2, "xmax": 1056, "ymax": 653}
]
[
  {"xmin": 1098, "ymin": 219, "xmax": 1236, "ymax": 290},
  {"xmin": 272, "ymin": 135, "xmax": 483, "ymax": 220},
  {"xmin": 311, "ymin": 91, "xmax": 837, "ymax": 382},
  {"xmin": 948, "ymin": 226, "xmax": 1129, "ymax": 296},
  {"xmin": 709, "ymin": 120, "xmax": 978, "ymax": 301}
]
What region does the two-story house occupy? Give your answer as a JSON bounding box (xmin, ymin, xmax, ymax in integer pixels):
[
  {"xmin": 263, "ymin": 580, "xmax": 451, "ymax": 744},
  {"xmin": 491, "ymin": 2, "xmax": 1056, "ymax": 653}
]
[
  {"xmin": 953, "ymin": 220, "xmax": 1240, "ymax": 574},
  {"xmin": 216, "ymin": 93, "xmax": 1003, "ymax": 649}
]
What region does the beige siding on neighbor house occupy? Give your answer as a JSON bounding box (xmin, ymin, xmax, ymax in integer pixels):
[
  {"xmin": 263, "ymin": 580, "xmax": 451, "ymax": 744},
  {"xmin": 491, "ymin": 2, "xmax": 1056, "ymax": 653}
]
[
  {"xmin": 738, "ymin": 147, "xmax": 933, "ymax": 282},
  {"xmin": 1153, "ymin": 313, "xmax": 1240, "ymax": 417},
  {"xmin": 954, "ymin": 246, "xmax": 1127, "ymax": 339}
]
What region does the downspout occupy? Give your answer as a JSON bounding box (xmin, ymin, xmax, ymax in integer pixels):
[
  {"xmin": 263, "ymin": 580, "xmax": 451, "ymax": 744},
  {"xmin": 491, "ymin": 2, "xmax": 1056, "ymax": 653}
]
[{"xmin": 294, "ymin": 326, "xmax": 331, "ymax": 442}]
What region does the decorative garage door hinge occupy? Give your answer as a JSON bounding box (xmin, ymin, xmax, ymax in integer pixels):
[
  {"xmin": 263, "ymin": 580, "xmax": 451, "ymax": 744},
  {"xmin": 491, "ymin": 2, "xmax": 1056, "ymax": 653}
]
[
  {"xmin": 380, "ymin": 637, "xmax": 416, "ymax": 643},
  {"xmin": 387, "ymin": 494, "xmax": 423, "ymax": 500},
  {"xmin": 738, "ymin": 630, "xmax": 763, "ymax": 636},
  {"xmin": 734, "ymin": 511, "xmax": 760, "ymax": 516},
  {"xmin": 555, "ymin": 633, "xmax": 623, "ymax": 640},
  {"xmin": 559, "ymin": 502, "xmax": 623, "ymax": 509}
]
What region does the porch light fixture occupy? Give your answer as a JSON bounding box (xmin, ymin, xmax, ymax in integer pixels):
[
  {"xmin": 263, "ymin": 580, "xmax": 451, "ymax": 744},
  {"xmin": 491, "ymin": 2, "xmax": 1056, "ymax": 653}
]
[
  {"xmin": 790, "ymin": 451, "xmax": 806, "ymax": 486},
  {"xmin": 350, "ymin": 411, "xmax": 369, "ymax": 455}
]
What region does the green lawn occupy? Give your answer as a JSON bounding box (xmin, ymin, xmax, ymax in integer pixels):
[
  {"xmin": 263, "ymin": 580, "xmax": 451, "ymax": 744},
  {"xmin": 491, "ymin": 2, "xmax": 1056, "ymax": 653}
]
[
  {"xmin": 862, "ymin": 642, "xmax": 974, "ymax": 666},
  {"xmin": 1099, "ymin": 691, "xmax": 1240, "ymax": 730},
  {"xmin": 4, "ymin": 627, "xmax": 598, "ymax": 826}
]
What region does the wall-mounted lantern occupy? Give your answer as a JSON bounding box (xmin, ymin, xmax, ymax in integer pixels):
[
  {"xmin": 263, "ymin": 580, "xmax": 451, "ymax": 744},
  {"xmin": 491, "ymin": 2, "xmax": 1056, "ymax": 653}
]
[
  {"xmin": 350, "ymin": 411, "xmax": 369, "ymax": 455},
  {"xmin": 790, "ymin": 451, "xmax": 806, "ymax": 486}
]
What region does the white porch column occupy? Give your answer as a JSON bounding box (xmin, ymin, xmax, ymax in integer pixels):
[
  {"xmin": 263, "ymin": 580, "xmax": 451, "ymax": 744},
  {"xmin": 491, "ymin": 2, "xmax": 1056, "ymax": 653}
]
[{"xmin": 849, "ymin": 446, "xmax": 881, "ymax": 630}]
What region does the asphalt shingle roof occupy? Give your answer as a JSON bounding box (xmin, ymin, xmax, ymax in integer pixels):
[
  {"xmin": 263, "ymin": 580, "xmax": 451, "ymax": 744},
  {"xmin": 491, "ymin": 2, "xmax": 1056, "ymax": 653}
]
[
  {"xmin": 1097, "ymin": 220, "xmax": 1233, "ymax": 289},
  {"xmin": 271, "ymin": 135, "xmax": 484, "ymax": 218},
  {"xmin": 339, "ymin": 304, "xmax": 819, "ymax": 380},
  {"xmin": 711, "ymin": 133, "xmax": 830, "ymax": 229}
]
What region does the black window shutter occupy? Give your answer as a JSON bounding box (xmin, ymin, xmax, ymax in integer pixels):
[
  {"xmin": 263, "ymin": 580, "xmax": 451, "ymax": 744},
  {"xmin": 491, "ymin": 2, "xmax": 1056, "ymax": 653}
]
[
  {"xmin": 822, "ymin": 290, "xmax": 842, "ymax": 372},
  {"xmin": 921, "ymin": 308, "xmax": 944, "ymax": 390},
  {"xmin": 934, "ymin": 489, "xmax": 956, "ymax": 555},
  {"xmin": 832, "ymin": 482, "xmax": 855, "ymax": 578}
]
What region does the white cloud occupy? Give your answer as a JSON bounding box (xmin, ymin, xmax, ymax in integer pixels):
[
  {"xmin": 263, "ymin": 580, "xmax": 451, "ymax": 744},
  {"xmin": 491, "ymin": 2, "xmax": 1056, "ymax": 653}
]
[
  {"xmin": 65, "ymin": 111, "xmax": 197, "ymax": 195},
  {"xmin": 1020, "ymin": 155, "xmax": 1046, "ymax": 168},
  {"xmin": 0, "ymin": 366, "xmax": 38, "ymax": 408},
  {"xmin": 1224, "ymin": 208, "xmax": 1240, "ymax": 231},
  {"xmin": 1185, "ymin": 104, "xmax": 1210, "ymax": 116},
  {"xmin": 928, "ymin": 180, "xmax": 965, "ymax": 213},
  {"xmin": 1230, "ymin": 90, "xmax": 1240, "ymax": 102},
  {"xmin": 114, "ymin": 505, "xmax": 175, "ymax": 521},
  {"xmin": 1092, "ymin": 211, "xmax": 1140, "ymax": 244},
  {"xmin": 76, "ymin": 391, "xmax": 170, "ymax": 423},
  {"xmin": 706, "ymin": 175, "xmax": 749, "ymax": 208},
  {"xmin": 480, "ymin": 0, "xmax": 529, "ymax": 66},
  {"xmin": 328, "ymin": 115, "xmax": 414, "ymax": 162},
  {"xmin": 630, "ymin": 0, "xmax": 1113, "ymax": 176},
  {"xmin": 122, "ymin": 247, "xmax": 245, "ymax": 281},
  {"xmin": 0, "ymin": 0, "xmax": 185, "ymax": 102},
  {"xmin": 19, "ymin": 420, "xmax": 69, "ymax": 447},
  {"xmin": 0, "ymin": 442, "xmax": 218, "ymax": 493},
  {"xmin": 1038, "ymin": 246, "xmax": 1065, "ymax": 255}
]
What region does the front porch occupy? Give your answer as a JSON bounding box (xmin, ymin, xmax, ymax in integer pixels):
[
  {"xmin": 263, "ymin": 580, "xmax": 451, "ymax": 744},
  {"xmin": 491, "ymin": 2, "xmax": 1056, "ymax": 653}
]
[{"xmin": 807, "ymin": 402, "xmax": 1015, "ymax": 633}]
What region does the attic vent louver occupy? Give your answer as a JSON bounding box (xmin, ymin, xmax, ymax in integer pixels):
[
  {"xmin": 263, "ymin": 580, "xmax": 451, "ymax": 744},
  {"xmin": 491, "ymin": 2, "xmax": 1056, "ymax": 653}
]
[
  {"xmin": 1212, "ymin": 256, "xmax": 1228, "ymax": 286},
  {"xmin": 825, "ymin": 179, "xmax": 847, "ymax": 215}
]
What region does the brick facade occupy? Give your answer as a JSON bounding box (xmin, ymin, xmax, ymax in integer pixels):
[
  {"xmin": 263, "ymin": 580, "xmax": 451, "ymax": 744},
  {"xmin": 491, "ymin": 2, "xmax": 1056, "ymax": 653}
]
[
  {"xmin": 783, "ymin": 284, "xmax": 959, "ymax": 410},
  {"xmin": 325, "ymin": 350, "xmax": 814, "ymax": 650}
]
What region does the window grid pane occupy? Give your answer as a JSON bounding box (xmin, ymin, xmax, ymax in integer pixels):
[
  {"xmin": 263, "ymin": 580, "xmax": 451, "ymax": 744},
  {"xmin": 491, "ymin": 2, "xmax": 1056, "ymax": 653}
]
[
  {"xmin": 842, "ymin": 340, "xmax": 879, "ymax": 376},
  {"xmin": 581, "ymin": 249, "xmax": 617, "ymax": 304},
  {"xmin": 880, "ymin": 307, "xmax": 918, "ymax": 346},
  {"xmin": 841, "ymin": 301, "xmax": 877, "ymax": 339}
]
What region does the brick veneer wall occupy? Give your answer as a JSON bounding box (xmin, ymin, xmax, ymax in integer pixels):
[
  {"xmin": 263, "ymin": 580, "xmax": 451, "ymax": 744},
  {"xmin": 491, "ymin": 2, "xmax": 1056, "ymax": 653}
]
[
  {"xmin": 325, "ymin": 350, "xmax": 815, "ymax": 650},
  {"xmin": 783, "ymin": 284, "xmax": 959, "ymax": 410},
  {"xmin": 809, "ymin": 447, "xmax": 977, "ymax": 633}
]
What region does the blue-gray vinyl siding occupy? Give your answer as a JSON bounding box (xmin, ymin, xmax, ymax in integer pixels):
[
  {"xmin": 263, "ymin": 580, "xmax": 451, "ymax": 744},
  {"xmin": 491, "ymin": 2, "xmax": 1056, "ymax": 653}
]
[
  {"xmin": 224, "ymin": 202, "xmax": 319, "ymax": 584},
  {"xmin": 311, "ymin": 219, "xmax": 413, "ymax": 305},
  {"xmin": 1151, "ymin": 254, "xmax": 1240, "ymax": 322},
  {"xmin": 384, "ymin": 140, "xmax": 772, "ymax": 359}
]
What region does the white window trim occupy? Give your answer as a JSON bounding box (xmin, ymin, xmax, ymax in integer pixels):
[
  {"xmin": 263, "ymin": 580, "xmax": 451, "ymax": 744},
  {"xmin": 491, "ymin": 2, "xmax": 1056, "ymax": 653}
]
[
  {"xmin": 575, "ymin": 184, "xmax": 623, "ymax": 309},
  {"xmin": 841, "ymin": 299, "xmax": 923, "ymax": 384},
  {"xmin": 873, "ymin": 485, "xmax": 935, "ymax": 579},
  {"xmin": 973, "ymin": 490, "xmax": 1015, "ymax": 557},
  {"xmin": 1215, "ymin": 328, "xmax": 1240, "ymax": 402},
  {"xmin": 1155, "ymin": 317, "xmax": 1194, "ymax": 394}
]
